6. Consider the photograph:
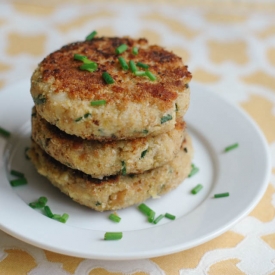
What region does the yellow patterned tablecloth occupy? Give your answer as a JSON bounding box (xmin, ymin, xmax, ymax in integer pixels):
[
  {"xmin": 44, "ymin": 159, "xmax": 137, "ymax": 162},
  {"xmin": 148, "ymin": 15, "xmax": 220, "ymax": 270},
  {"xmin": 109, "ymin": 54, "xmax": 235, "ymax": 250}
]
[{"xmin": 0, "ymin": 1, "xmax": 275, "ymax": 274}]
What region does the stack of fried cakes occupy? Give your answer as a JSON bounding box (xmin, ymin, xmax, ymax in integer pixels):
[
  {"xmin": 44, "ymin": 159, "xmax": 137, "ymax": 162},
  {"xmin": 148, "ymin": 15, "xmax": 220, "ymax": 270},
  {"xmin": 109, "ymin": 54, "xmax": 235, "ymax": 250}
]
[{"xmin": 28, "ymin": 36, "xmax": 193, "ymax": 211}]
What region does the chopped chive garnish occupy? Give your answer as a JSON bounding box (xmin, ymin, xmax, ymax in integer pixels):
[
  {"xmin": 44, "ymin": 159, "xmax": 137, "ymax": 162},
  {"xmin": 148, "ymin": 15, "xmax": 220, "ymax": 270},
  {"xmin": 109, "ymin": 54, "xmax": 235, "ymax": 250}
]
[
  {"xmin": 148, "ymin": 211, "xmax": 155, "ymax": 223},
  {"xmin": 38, "ymin": 196, "xmax": 48, "ymax": 205},
  {"xmin": 74, "ymin": 54, "xmax": 88, "ymax": 62},
  {"xmin": 191, "ymin": 184, "xmax": 203, "ymax": 194},
  {"xmin": 143, "ymin": 129, "xmax": 148, "ymax": 134},
  {"xmin": 115, "ymin": 44, "xmax": 128, "ymax": 54},
  {"xmin": 134, "ymin": 70, "xmax": 146, "ymax": 76},
  {"xmin": 0, "ymin": 127, "xmax": 11, "ymax": 138},
  {"xmin": 137, "ymin": 62, "xmax": 149, "ymax": 69},
  {"xmin": 10, "ymin": 169, "xmax": 24, "ymax": 178},
  {"xmin": 79, "ymin": 62, "xmax": 97, "ymax": 72},
  {"xmin": 214, "ymin": 192, "xmax": 229, "ymax": 198},
  {"xmin": 85, "ymin": 30, "xmax": 97, "ymax": 41},
  {"xmin": 10, "ymin": 178, "xmax": 27, "ymax": 187},
  {"xmin": 74, "ymin": 54, "xmax": 94, "ymax": 64},
  {"xmin": 30, "ymin": 202, "xmax": 43, "ymax": 209},
  {"xmin": 165, "ymin": 213, "xmax": 176, "ymax": 220},
  {"xmin": 75, "ymin": 116, "xmax": 83, "ymax": 122},
  {"xmin": 83, "ymin": 59, "xmax": 94, "ymax": 64},
  {"xmin": 102, "ymin": 72, "xmax": 115, "ymax": 84},
  {"xmin": 60, "ymin": 213, "xmax": 69, "ymax": 223},
  {"xmin": 121, "ymin": 161, "xmax": 127, "ymax": 176},
  {"xmin": 104, "ymin": 232, "xmax": 123, "ymax": 240},
  {"xmin": 84, "ymin": 113, "xmax": 91, "ymax": 118},
  {"xmin": 118, "ymin": 56, "xmax": 129, "ymax": 70},
  {"xmin": 91, "ymin": 100, "xmax": 106, "ymax": 106},
  {"xmin": 29, "ymin": 202, "xmax": 38, "ymax": 208},
  {"xmin": 175, "ymin": 103, "xmax": 178, "ymax": 112},
  {"xmin": 153, "ymin": 214, "xmax": 165, "ymax": 224},
  {"xmin": 29, "ymin": 196, "xmax": 48, "ymax": 209},
  {"xmin": 44, "ymin": 205, "xmax": 54, "ymax": 218},
  {"xmin": 138, "ymin": 203, "xmax": 155, "ymax": 218},
  {"xmin": 141, "ymin": 149, "xmax": 147, "ymax": 158},
  {"xmin": 145, "ymin": 70, "xmax": 157, "ymax": 81},
  {"xmin": 75, "ymin": 112, "xmax": 91, "ymax": 122},
  {"xmin": 25, "ymin": 147, "xmax": 30, "ymax": 160},
  {"xmin": 132, "ymin": 46, "xmax": 138, "ymax": 55},
  {"xmin": 161, "ymin": 114, "xmax": 172, "ymax": 124},
  {"xmin": 224, "ymin": 143, "xmax": 239, "ymax": 152},
  {"xmin": 129, "ymin": 60, "xmax": 137, "ymax": 72},
  {"xmin": 52, "ymin": 214, "xmax": 62, "ymax": 220},
  {"xmin": 33, "ymin": 94, "xmax": 46, "ymax": 105},
  {"xmin": 188, "ymin": 163, "xmax": 199, "ymax": 178},
  {"xmin": 109, "ymin": 213, "xmax": 121, "ymax": 223}
]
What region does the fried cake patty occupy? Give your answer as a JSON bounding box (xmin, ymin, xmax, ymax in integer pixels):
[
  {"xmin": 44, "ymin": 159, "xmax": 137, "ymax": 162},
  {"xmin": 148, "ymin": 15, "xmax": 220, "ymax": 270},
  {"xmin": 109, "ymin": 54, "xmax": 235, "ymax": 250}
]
[
  {"xmin": 27, "ymin": 135, "xmax": 193, "ymax": 211},
  {"xmin": 31, "ymin": 107, "xmax": 186, "ymax": 178},
  {"xmin": 31, "ymin": 37, "xmax": 192, "ymax": 140}
]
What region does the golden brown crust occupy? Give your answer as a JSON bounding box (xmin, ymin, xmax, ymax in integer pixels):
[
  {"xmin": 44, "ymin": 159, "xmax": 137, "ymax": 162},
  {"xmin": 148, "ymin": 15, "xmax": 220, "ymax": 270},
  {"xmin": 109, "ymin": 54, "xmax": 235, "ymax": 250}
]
[
  {"xmin": 27, "ymin": 135, "xmax": 193, "ymax": 211},
  {"xmin": 31, "ymin": 106, "xmax": 186, "ymax": 177},
  {"xmin": 31, "ymin": 36, "xmax": 191, "ymax": 140},
  {"xmin": 35, "ymin": 37, "xmax": 191, "ymax": 111}
]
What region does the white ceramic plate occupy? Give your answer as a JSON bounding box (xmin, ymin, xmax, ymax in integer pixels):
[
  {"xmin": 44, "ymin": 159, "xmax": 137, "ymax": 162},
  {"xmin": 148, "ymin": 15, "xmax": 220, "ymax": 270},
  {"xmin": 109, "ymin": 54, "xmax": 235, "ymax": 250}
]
[{"xmin": 0, "ymin": 80, "xmax": 271, "ymax": 260}]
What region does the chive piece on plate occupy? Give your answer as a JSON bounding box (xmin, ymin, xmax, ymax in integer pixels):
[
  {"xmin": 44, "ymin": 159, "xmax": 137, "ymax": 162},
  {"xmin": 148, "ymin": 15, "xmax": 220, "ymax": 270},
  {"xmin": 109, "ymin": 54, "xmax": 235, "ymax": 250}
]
[
  {"xmin": 188, "ymin": 163, "xmax": 199, "ymax": 178},
  {"xmin": 137, "ymin": 62, "xmax": 149, "ymax": 69},
  {"xmin": 44, "ymin": 205, "xmax": 54, "ymax": 218},
  {"xmin": 0, "ymin": 127, "xmax": 11, "ymax": 138},
  {"xmin": 148, "ymin": 211, "xmax": 155, "ymax": 223},
  {"xmin": 118, "ymin": 56, "xmax": 129, "ymax": 70},
  {"xmin": 153, "ymin": 214, "xmax": 165, "ymax": 224},
  {"xmin": 10, "ymin": 169, "xmax": 25, "ymax": 178},
  {"xmin": 90, "ymin": 100, "xmax": 106, "ymax": 106},
  {"xmin": 129, "ymin": 60, "xmax": 137, "ymax": 72},
  {"xmin": 29, "ymin": 197, "xmax": 47, "ymax": 209},
  {"xmin": 38, "ymin": 196, "xmax": 48, "ymax": 206},
  {"xmin": 214, "ymin": 192, "xmax": 230, "ymax": 198},
  {"xmin": 10, "ymin": 178, "xmax": 27, "ymax": 187},
  {"xmin": 102, "ymin": 72, "xmax": 115, "ymax": 84},
  {"xmin": 85, "ymin": 30, "xmax": 97, "ymax": 41},
  {"xmin": 224, "ymin": 143, "xmax": 239, "ymax": 152},
  {"xmin": 29, "ymin": 202, "xmax": 38, "ymax": 209},
  {"xmin": 52, "ymin": 214, "xmax": 62, "ymax": 220},
  {"xmin": 145, "ymin": 70, "xmax": 157, "ymax": 81},
  {"xmin": 132, "ymin": 46, "xmax": 138, "ymax": 55},
  {"xmin": 115, "ymin": 44, "xmax": 128, "ymax": 54},
  {"xmin": 60, "ymin": 213, "xmax": 69, "ymax": 223},
  {"xmin": 109, "ymin": 213, "xmax": 121, "ymax": 223},
  {"xmin": 79, "ymin": 63, "xmax": 97, "ymax": 72},
  {"xmin": 191, "ymin": 184, "xmax": 203, "ymax": 195},
  {"xmin": 104, "ymin": 232, "xmax": 123, "ymax": 240},
  {"xmin": 161, "ymin": 114, "xmax": 172, "ymax": 124},
  {"xmin": 138, "ymin": 203, "xmax": 155, "ymax": 218},
  {"xmin": 165, "ymin": 213, "xmax": 176, "ymax": 220}
]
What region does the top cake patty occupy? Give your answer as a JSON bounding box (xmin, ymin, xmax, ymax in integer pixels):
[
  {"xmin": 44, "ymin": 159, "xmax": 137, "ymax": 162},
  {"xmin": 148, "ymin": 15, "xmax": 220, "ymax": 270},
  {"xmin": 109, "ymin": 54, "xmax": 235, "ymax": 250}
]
[{"xmin": 31, "ymin": 36, "xmax": 192, "ymax": 140}]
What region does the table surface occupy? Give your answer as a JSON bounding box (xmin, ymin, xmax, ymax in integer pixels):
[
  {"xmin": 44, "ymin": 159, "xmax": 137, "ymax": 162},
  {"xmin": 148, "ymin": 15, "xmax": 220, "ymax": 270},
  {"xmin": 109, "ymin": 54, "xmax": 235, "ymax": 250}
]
[{"xmin": 0, "ymin": 1, "xmax": 275, "ymax": 274}]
